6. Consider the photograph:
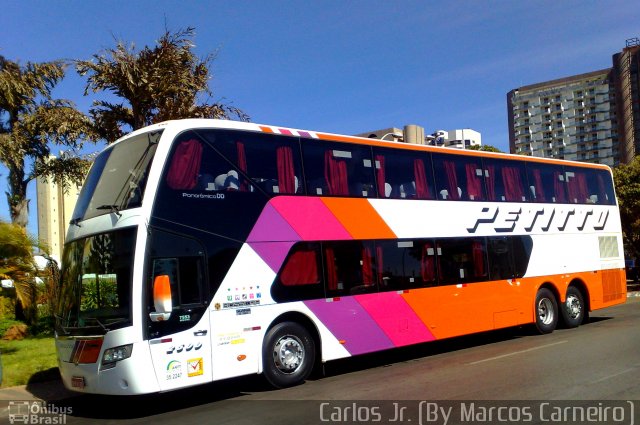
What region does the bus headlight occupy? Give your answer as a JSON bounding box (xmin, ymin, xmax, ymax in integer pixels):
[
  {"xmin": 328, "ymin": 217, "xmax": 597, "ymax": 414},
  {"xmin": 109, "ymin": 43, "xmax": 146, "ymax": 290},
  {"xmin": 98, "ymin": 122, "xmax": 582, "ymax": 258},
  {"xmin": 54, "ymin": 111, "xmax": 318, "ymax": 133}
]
[{"xmin": 100, "ymin": 344, "xmax": 133, "ymax": 370}]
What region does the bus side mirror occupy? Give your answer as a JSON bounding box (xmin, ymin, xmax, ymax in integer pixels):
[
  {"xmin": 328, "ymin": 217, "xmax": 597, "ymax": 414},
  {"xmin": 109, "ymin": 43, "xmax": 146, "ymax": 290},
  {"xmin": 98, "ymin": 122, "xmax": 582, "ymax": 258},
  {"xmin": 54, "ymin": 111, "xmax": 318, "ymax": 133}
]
[{"xmin": 150, "ymin": 274, "xmax": 172, "ymax": 322}]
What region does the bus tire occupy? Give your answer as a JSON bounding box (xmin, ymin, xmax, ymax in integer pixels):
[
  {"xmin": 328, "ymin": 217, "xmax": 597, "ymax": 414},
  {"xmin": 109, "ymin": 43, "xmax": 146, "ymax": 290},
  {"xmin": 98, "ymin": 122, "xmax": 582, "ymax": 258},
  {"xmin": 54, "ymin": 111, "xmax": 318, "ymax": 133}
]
[
  {"xmin": 560, "ymin": 286, "xmax": 585, "ymax": 328},
  {"xmin": 534, "ymin": 288, "xmax": 558, "ymax": 334},
  {"xmin": 262, "ymin": 321, "xmax": 315, "ymax": 389}
]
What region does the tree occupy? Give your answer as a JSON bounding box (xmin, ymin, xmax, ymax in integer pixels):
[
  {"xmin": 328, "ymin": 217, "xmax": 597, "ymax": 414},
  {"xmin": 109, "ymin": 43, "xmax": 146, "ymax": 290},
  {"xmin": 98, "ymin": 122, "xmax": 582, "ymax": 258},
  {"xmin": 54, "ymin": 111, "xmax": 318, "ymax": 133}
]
[
  {"xmin": 0, "ymin": 55, "xmax": 97, "ymax": 227},
  {"xmin": 0, "ymin": 219, "xmax": 46, "ymax": 324},
  {"xmin": 613, "ymin": 157, "xmax": 640, "ymax": 261},
  {"xmin": 76, "ymin": 26, "xmax": 249, "ymax": 142},
  {"xmin": 467, "ymin": 144, "xmax": 503, "ymax": 153}
]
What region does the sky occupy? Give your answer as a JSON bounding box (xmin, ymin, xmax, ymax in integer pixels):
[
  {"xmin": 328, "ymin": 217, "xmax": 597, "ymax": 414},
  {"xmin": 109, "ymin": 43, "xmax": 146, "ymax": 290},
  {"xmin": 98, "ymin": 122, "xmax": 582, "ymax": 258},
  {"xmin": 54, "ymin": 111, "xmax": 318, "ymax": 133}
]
[{"xmin": 1, "ymin": 0, "xmax": 639, "ymax": 237}]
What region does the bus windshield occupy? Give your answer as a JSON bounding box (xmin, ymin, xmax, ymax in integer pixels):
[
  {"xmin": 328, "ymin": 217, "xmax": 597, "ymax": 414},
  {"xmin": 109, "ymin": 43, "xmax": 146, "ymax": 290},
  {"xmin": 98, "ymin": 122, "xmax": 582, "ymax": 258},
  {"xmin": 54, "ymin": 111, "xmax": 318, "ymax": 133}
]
[
  {"xmin": 72, "ymin": 130, "xmax": 162, "ymax": 222},
  {"xmin": 55, "ymin": 228, "xmax": 136, "ymax": 336}
]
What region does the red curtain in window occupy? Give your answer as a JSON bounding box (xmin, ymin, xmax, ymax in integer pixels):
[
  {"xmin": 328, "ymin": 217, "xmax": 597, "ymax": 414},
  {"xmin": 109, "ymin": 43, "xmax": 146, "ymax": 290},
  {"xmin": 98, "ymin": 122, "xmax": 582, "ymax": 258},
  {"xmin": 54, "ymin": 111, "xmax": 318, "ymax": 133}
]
[
  {"xmin": 376, "ymin": 246, "xmax": 384, "ymax": 276},
  {"xmin": 568, "ymin": 172, "xmax": 589, "ymax": 203},
  {"xmin": 553, "ymin": 171, "xmax": 566, "ymax": 203},
  {"xmin": 166, "ymin": 139, "xmax": 203, "ymax": 190},
  {"xmin": 532, "ymin": 169, "xmax": 545, "ymax": 202},
  {"xmin": 596, "ymin": 174, "xmax": 606, "ymax": 203},
  {"xmin": 472, "ymin": 240, "xmax": 485, "ymax": 278},
  {"xmin": 421, "ymin": 242, "xmax": 435, "ymax": 282},
  {"xmin": 280, "ymin": 249, "xmax": 318, "ymax": 286},
  {"xmin": 324, "ymin": 247, "xmax": 338, "ymax": 291},
  {"xmin": 502, "ymin": 167, "xmax": 524, "ymax": 201},
  {"xmin": 465, "ymin": 163, "xmax": 483, "ymax": 200},
  {"xmin": 375, "ymin": 155, "xmax": 386, "ymax": 197},
  {"xmin": 277, "ymin": 146, "xmax": 296, "ymax": 194},
  {"xmin": 362, "ymin": 246, "xmax": 374, "ymax": 286},
  {"xmin": 324, "ymin": 151, "xmax": 349, "ymax": 196},
  {"xmin": 414, "ymin": 159, "xmax": 430, "ymax": 199},
  {"xmin": 236, "ymin": 142, "xmax": 248, "ymax": 191},
  {"xmin": 443, "ymin": 161, "xmax": 460, "ymax": 200},
  {"xmin": 485, "ymin": 165, "xmax": 496, "ymax": 201}
]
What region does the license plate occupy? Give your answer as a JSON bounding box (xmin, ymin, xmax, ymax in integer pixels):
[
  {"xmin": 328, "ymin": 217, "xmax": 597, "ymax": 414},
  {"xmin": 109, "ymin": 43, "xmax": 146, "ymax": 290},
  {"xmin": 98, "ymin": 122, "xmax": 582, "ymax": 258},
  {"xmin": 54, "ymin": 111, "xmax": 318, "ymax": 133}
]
[{"xmin": 71, "ymin": 376, "xmax": 86, "ymax": 389}]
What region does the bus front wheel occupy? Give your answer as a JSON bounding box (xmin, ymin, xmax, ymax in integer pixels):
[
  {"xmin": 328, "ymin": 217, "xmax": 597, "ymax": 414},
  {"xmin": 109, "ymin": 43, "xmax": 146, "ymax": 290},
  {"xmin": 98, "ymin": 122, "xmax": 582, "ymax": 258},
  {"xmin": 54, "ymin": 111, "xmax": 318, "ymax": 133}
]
[
  {"xmin": 560, "ymin": 286, "xmax": 585, "ymax": 328},
  {"xmin": 262, "ymin": 322, "xmax": 315, "ymax": 388},
  {"xmin": 534, "ymin": 288, "xmax": 558, "ymax": 334}
]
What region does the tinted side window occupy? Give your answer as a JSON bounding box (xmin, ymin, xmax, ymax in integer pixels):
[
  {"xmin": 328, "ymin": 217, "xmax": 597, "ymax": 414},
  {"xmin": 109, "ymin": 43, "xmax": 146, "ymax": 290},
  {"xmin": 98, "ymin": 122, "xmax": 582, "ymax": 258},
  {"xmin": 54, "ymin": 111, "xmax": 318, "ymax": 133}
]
[
  {"xmin": 193, "ymin": 130, "xmax": 303, "ymax": 195},
  {"xmin": 147, "ymin": 229, "xmax": 207, "ymax": 338},
  {"xmin": 324, "ymin": 240, "xmax": 378, "ymax": 296},
  {"xmin": 436, "ymin": 238, "xmax": 488, "ymax": 284},
  {"xmin": 433, "ymin": 153, "xmax": 486, "ymax": 201},
  {"xmin": 483, "ymin": 158, "xmax": 529, "ymax": 202},
  {"xmin": 272, "ymin": 243, "xmax": 325, "ymax": 302},
  {"xmin": 373, "ymin": 148, "xmax": 435, "ymax": 199},
  {"xmin": 487, "ymin": 237, "xmax": 517, "ymax": 279},
  {"xmin": 526, "ymin": 162, "xmax": 567, "ymax": 203},
  {"xmin": 302, "ymin": 140, "xmax": 376, "ymax": 197},
  {"xmin": 377, "ymin": 239, "xmax": 437, "ymax": 291},
  {"xmin": 565, "ymin": 166, "xmax": 615, "ymax": 205}
]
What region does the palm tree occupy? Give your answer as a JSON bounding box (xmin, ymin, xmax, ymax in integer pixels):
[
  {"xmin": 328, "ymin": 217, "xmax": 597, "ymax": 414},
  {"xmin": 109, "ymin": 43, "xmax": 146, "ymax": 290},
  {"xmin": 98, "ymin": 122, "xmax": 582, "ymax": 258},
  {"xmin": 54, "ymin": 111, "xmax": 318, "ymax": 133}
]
[
  {"xmin": 0, "ymin": 220, "xmax": 47, "ymax": 324},
  {"xmin": 77, "ymin": 26, "xmax": 249, "ymax": 143},
  {"xmin": 0, "ymin": 55, "xmax": 97, "ymax": 228}
]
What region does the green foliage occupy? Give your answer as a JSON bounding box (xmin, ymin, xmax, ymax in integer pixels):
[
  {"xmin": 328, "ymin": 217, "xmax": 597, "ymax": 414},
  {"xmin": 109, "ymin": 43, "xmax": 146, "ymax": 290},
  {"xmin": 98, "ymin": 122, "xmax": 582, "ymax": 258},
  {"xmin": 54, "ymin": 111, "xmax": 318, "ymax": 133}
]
[
  {"xmin": 0, "ymin": 337, "xmax": 58, "ymax": 387},
  {"xmin": 467, "ymin": 144, "xmax": 503, "ymax": 153},
  {"xmin": 0, "ymin": 318, "xmax": 23, "ymax": 336},
  {"xmin": 76, "ymin": 26, "xmax": 249, "ymax": 142},
  {"xmin": 0, "ymin": 55, "xmax": 97, "ymax": 227},
  {"xmin": 614, "ymin": 157, "xmax": 640, "ymax": 261},
  {"xmin": 0, "ymin": 220, "xmax": 42, "ymax": 322},
  {"xmin": 0, "ymin": 296, "xmax": 14, "ymax": 319}
]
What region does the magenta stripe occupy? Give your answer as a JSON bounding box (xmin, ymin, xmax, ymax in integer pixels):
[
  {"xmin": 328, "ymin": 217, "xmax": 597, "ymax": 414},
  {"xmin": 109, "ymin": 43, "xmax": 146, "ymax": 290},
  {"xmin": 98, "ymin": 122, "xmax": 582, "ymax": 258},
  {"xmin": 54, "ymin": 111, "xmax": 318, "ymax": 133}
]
[
  {"xmin": 247, "ymin": 203, "xmax": 301, "ymax": 243},
  {"xmin": 271, "ymin": 197, "xmax": 352, "ymax": 241},
  {"xmin": 355, "ymin": 293, "xmax": 435, "ymax": 346},
  {"xmin": 304, "ymin": 298, "xmax": 393, "ymax": 355}
]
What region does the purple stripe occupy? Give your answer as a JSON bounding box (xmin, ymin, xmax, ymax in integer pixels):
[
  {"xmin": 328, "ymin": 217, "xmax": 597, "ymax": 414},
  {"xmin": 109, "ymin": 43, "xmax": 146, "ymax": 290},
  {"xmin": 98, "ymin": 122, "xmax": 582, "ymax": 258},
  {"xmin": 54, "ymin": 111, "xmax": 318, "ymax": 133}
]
[
  {"xmin": 297, "ymin": 131, "xmax": 312, "ymax": 138},
  {"xmin": 305, "ymin": 297, "xmax": 393, "ymax": 355},
  {"xmin": 247, "ymin": 203, "xmax": 301, "ymax": 243},
  {"xmin": 249, "ymin": 241, "xmax": 296, "ymax": 273}
]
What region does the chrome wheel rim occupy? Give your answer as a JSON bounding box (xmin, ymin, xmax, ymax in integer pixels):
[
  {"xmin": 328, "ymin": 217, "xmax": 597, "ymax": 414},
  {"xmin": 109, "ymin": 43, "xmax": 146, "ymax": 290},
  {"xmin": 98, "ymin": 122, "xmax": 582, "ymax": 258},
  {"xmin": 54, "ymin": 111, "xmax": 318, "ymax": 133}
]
[
  {"xmin": 565, "ymin": 294, "xmax": 582, "ymax": 320},
  {"xmin": 538, "ymin": 298, "xmax": 554, "ymax": 325},
  {"xmin": 273, "ymin": 335, "xmax": 304, "ymax": 374}
]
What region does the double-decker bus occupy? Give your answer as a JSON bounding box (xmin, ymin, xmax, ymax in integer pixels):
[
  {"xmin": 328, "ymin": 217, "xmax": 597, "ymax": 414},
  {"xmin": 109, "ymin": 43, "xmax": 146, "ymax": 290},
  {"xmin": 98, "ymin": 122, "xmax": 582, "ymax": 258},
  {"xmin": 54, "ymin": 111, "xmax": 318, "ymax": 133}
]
[{"xmin": 54, "ymin": 119, "xmax": 626, "ymax": 394}]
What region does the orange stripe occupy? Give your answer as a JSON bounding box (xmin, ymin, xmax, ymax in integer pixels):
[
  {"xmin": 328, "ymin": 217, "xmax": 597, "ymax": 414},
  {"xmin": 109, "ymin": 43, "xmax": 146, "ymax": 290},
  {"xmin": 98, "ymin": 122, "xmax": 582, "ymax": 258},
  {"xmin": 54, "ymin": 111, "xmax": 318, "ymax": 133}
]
[
  {"xmin": 259, "ymin": 125, "xmax": 275, "ymax": 133},
  {"xmin": 320, "ymin": 198, "xmax": 396, "ymax": 240}
]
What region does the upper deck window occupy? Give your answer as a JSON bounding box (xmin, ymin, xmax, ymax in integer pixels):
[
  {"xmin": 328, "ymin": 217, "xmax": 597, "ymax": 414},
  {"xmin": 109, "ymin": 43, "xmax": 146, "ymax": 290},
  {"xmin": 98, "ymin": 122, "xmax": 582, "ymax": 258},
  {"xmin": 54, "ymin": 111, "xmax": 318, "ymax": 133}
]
[
  {"xmin": 164, "ymin": 129, "xmax": 303, "ymax": 195},
  {"xmin": 302, "ymin": 139, "xmax": 376, "ymax": 197}
]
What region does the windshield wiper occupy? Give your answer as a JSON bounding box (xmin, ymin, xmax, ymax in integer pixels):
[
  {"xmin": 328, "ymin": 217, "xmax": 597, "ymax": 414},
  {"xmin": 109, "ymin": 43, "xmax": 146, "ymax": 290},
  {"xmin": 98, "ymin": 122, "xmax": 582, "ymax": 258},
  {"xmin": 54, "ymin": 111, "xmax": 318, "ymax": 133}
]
[
  {"xmin": 96, "ymin": 204, "xmax": 122, "ymax": 217},
  {"xmin": 83, "ymin": 317, "xmax": 109, "ymax": 332},
  {"xmin": 69, "ymin": 217, "xmax": 82, "ymax": 227}
]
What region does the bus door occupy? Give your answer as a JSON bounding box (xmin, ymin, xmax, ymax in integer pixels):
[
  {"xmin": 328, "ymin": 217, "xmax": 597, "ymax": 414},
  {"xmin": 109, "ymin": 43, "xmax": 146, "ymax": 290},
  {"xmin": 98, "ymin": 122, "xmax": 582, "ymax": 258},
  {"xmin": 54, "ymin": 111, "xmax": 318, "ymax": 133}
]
[{"xmin": 146, "ymin": 230, "xmax": 213, "ymax": 391}]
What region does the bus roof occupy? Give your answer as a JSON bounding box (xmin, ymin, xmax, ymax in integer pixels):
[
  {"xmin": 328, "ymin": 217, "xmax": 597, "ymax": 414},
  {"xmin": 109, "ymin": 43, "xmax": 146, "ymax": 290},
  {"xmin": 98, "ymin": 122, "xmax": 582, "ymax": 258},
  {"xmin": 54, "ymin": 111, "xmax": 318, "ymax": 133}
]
[{"xmin": 119, "ymin": 119, "xmax": 612, "ymax": 172}]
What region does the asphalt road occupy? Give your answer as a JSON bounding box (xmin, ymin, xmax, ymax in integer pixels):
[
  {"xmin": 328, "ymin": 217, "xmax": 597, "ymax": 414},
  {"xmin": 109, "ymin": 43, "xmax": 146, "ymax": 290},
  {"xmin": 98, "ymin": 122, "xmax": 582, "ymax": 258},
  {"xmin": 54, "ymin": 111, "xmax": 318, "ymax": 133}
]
[{"xmin": 9, "ymin": 298, "xmax": 640, "ymax": 425}]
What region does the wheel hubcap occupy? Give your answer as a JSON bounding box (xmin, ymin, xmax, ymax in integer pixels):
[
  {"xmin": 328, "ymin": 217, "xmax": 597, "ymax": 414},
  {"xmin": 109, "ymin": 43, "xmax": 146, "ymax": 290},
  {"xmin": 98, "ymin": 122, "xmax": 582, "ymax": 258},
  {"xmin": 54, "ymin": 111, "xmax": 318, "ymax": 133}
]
[
  {"xmin": 273, "ymin": 335, "xmax": 304, "ymax": 373},
  {"xmin": 565, "ymin": 295, "xmax": 582, "ymax": 319},
  {"xmin": 538, "ymin": 298, "xmax": 554, "ymax": 325}
]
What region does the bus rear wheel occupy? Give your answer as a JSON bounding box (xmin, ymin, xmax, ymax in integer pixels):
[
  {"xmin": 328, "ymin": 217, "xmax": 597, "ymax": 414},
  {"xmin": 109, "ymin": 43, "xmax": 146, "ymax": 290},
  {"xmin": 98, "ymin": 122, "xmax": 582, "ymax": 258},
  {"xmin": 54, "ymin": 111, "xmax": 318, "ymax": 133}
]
[
  {"xmin": 534, "ymin": 288, "xmax": 558, "ymax": 334},
  {"xmin": 262, "ymin": 322, "xmax": 315, "ymax": 389},
  {"xmin": 560, "ymin": 286, "xmax": 585, "ymax": 328}
]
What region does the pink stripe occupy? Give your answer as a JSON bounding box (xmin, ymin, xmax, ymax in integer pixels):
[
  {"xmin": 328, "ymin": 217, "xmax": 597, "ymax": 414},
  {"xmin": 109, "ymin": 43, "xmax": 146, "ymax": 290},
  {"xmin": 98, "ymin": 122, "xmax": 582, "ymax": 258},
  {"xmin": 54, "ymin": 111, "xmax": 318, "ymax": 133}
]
[
  {"xmin": 279, "ymin": 128, "xmax": 293, "ymax": 136},
  {"xmin": 271, "ymin": 197, "xmax": 352, "ymax": 240},
  {"xmin": 355, "ymin": 293, "xmax": 435, "ymax": 346}
]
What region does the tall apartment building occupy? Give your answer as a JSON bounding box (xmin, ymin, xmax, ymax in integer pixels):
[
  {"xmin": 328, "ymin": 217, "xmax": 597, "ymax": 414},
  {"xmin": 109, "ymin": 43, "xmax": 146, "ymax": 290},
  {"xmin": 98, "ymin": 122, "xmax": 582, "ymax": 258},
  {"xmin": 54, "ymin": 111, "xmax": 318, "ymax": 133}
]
[
  {"xmin": 507, "ymin": 38, "xmax": 640, "ymax": 166},
  {"xmin": 507, "ymin": 69, "xmax": 616, "ymax": 166},
  {"xmin": 36, "ymin": 168, "xmax": 82, "ymax": 262}
]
